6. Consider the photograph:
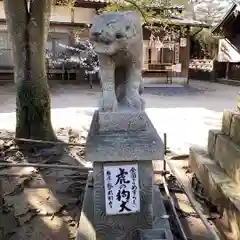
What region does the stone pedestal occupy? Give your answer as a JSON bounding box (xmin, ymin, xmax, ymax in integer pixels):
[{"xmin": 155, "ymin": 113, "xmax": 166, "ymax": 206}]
[{"xmin": 76, "ymin": 110, "xmax": 169, "ymax": 240}]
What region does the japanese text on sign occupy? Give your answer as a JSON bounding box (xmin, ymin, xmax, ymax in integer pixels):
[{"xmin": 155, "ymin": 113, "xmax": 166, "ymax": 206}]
[{"xmin": 103, "ymin": 164, "xmax": 140, "ymax": 215}]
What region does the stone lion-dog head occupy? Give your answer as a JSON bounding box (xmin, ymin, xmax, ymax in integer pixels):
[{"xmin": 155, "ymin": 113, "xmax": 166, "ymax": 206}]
[{"xmin": 89, "ymin": 11, "xmax": 142, "ymax": 56}]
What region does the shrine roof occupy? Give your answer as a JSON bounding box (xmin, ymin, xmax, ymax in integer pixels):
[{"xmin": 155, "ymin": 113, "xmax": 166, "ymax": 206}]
[
  {"xmin": 149, "ymin": 16, "xmax": 211, "ymax": 28},
  {"xmin": 212, "ymin": 2, "xmax": 239, "ymax": 34}
]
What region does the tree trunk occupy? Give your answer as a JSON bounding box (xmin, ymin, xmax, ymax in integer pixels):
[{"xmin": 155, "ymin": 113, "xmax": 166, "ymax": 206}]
[
  {"xmin": 3, "ymin": 0, "xmax": 56, "ymax": 140},
  {"xmin": 0, "ymin": 180, "xmax": 3, "ymax": 209}
]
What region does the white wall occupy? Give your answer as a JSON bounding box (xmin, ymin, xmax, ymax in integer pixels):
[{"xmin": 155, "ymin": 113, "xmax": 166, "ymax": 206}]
[
  {"xmin": 50, "ymin": 6, "xmax": 96, "ymax": 24},
  {"xmin": 49, "ymin": 26, "xmax": 70, "ymax": 34},
  {"xmin": 73, "ymin": 8, "xmax": 96, "ymax": 24},
  {"xmin": 218, "ymin": 38, "xmax": 240, "ymax": 62},
  {"xmin": 50, "ymin": 5, "xmax": 72, "ymax": 23},
  {"xmin": 144, "ymin": 77, "xmax": 187, "ymax": 84},
  {"xmin": 0, "ymin": 2, "xmax": 5, "ymax": 20},
  {"xmin": 0, "ymin": 3, "xmax": 97, "ymax": 25}
]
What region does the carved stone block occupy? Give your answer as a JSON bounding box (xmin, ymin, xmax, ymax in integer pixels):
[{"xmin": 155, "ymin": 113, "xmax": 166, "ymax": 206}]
[
  {"xmin": 221, "ymin": 109, "xmax": 238, "ymax": 136},
  {"xmin": 207, "ymin": 129, "xmax": 222, "ymax": 158},
  {"xmin": 214, "ymin": 134, "xmax": 240, "ymax": 183},
  {"xmin": 230, "ymin": 114, "xmax": 240, "ymax": 146},
  {"xmin": 94, "ymin": 161, "xmax": 153, "ymax": 240}
]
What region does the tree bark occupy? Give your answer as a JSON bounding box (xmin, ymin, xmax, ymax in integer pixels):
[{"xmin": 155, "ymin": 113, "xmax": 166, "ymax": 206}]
[
  {"xmin": 3, "ymin": 0, "xmax": 56, "ymax": 141},
  {"xmin": 0, "ymin": 180, "xmax": 3, "ymax": 209}
]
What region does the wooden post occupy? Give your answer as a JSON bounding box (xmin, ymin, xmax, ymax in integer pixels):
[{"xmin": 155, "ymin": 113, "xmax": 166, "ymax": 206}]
[
  {"xmin": 225, "ymin": 62, "xmax": 230, "ymax": 81},
  {"xmin": 0, "ymin": 180, "xmax": 3, "ymax": 239},
  {"xmin": 0, "ymin": 180, "xmax": 3, "ymax": 210}
]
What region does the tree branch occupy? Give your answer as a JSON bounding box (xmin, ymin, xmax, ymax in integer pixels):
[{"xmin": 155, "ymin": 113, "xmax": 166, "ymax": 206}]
[
  {"xmin": 123, "ymin": 0, "xmax": 148, "ymax": 23},
  {"xmin": 0, "ymin": 162, "xmax": 92, "ymax": 171}
]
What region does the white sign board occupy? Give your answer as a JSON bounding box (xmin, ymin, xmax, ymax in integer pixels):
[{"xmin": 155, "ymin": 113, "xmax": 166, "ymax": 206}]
[
  {"xmin": 104, "ymin": 163, "xmax": 140, "ymax": 215},
  {"xmin": 174, "ymin": 43, "xmax": 180, "ymax": 64},
  {"xmin": 175, "ymin": 63, "xmax": 182, "ymax": 73},
  {"xmin": 218, "ymin": 38, "xmax": 240, "ymax": 62},
  {"xmin": 180, "ymin": 38, "xmax": 187, "ymax": 47}
]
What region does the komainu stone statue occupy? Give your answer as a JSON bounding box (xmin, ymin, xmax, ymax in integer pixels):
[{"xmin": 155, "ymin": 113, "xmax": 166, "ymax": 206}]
[{"xmin": 90, "ymin": 11, "xmax": 145, "ymax": 112}]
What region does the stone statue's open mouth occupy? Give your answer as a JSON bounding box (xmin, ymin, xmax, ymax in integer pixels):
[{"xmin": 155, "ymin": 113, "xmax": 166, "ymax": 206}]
[
  {"xmin": 94, "ymin": 41, "xmax": 112, "ymax": 48},
  {"xmin": 97, "ymin": 39, "xmax": 114, "ymax": 46},
  {"xmin": 90, "ymin": 34, "xmax": 114, "ymax": 45},
  {"xmin": 92, "ymin": 41, "xmax": 116, "ymax": 55}
]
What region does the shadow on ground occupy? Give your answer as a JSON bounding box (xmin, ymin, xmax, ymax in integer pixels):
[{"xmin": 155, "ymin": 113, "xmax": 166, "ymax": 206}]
[
  {"xmin": 144, "ymin": 85, "xmax": 215, "ymax": 97},
  {"xmin": 0, "ymin": 128, "xmax": 89, "ymax": 240}
]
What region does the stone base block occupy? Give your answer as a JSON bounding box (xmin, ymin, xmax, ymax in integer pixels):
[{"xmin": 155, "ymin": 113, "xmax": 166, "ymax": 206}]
[
  {"xmin": 207, "ymin": 129, "xmax": 222, "ymax": 158},
  {"xmin": 76, "ymin": 176, "xmax": 173, "ymax": 240},
  {"xmin": 230, "ymin": 113, "xmax": 240, "ymax": 146},
  {"xmin": 85, "ymin": 110, "xmax": 164, "ymax": 162},
  {"xmin": 98, "ymin": 111, "xmax": 147, "ymax": 133},
  {"xmin": 139, "ymin": 229, "xmax": 173, "ymax": 240},
  {"xmin": 221, "ymin": 109, "xmax": 240, "ymax": 147},
  {"xmin": 221, "ymin": 109, "xmax": 238, "ymax": 136},
  {"xmin": 152, "ymin": 185, "xmax": 171, "ymax": 230},
  {"xmin": 189, "ymin": 146, "xmax": 240, "ymax": 239},
  {"xmin": 76, "ymin": 173, "xmax": 95, "ymax": 240},
  {"xmin": 93, "ymin": 161, "xmax": 153, "ymax": 240},
  {"xmin": 214, "ymin": 134, "xmax": 240, "ymax": 183}
]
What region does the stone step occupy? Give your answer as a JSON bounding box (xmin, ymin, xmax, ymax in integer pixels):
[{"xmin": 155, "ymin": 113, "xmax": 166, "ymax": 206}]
[
  {"xmin": 207, "ymin": 129, "xmax": 240, "ymax": 183},
  {"xmin": 222, "ymin": 109, "xmax": 237, "ymax": 136},
  {"xmin": 222, "ymin": 109, "xmax": 240, "ymax": 146},
  {"xmin": 207, "ymin": 129, "xmax": 222, "ymax": 158},
  {"xmin": 189, "ymin": 146, "xmax": 240, "ymax": 239},
  {"xmin": 214, "ymin": 134, "xmax": 240, "ymax": 183}
]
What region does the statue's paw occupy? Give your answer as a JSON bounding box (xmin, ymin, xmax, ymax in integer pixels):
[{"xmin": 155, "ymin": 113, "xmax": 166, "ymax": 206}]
[
  {"xmin": 140, "ymin": 98, "xmax": 145, "ymax": 110},
  {"xmin": 100, "ymin": 94, "xmax": 118, "ymax": 112},
  {"xmin": 124, "ymin": 94, "xmax": 144, "ymax": 111}
]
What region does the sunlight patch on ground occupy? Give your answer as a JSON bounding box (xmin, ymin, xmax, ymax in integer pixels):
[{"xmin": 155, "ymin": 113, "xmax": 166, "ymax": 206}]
[
  {"xmin": 146, "ymin": 107, "xmax": 222, "ymax": 154},
  {"xmin": 25, "ymin": 188, "xmax": 65, "ymax": 231},
  {"xmin": 0, "ymin": 107, "xmax": 222, "ymax": 154}
]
